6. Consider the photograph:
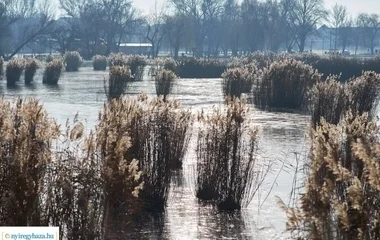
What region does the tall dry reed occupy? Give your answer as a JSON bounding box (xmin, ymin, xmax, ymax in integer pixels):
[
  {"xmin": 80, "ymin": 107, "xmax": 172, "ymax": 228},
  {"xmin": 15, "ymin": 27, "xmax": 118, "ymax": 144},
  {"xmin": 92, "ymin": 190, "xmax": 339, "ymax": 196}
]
[
  {"xmin": 24, "ymin": 59, "xmax": 39, "ymax": 84},
  {"xmin": 104, "ymin": 66, "xmax": 132, "ymax": 100},
  {"xmin": 127, "ymin": 55, "xmax": 147, "ymax": 81},
  {"xmin": 221, "ymin": 64, "xmax": 259, "ymax": 98},
  {"xmin": 43, "ymin": 59, "xmax": 63, "ymax": 85},
  {"xmin": 6, "ymin": 58, "xmax": 25, "ymax": 85},
  {"xmin": 155, "ymin": 69, "xmax": 177, "ymax": 100},
  {"xmin": 280, "ymin": 112, "xmax": 380, "ymax": 240},
  {"xmin": 254, "ymin": 59, "xmax": 321, "ymax": 111},
  {"xmin": 64, "ymin": 51, "xmax": 82, "ymax": 72},
  {"xmin": 92, "ymin": 55, "xmax": 107, "ymax": 71},
  {"xmin": 196, "ymin": 98, "xmax": 266, "ymax": 210}
]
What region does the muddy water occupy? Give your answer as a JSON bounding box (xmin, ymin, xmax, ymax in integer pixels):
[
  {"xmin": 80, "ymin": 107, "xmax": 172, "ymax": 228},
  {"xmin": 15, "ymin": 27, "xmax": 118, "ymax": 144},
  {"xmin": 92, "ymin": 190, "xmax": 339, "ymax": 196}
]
[{"xmin": 1, "ymin": 67, "xmax": 310, "ymax": 239}]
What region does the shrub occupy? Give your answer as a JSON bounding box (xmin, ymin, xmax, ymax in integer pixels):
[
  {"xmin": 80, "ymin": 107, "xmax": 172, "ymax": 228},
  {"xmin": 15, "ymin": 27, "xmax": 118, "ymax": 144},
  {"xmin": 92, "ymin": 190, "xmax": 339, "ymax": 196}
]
[
  {"xmin": 6, "ymin": 58, "xmax": 25, "ymax": 85},
  {"xmin": 280, "ymin": 113, "xmax": 380, "ymax": 240},
  {"xmin": 176, "ymin": 58, "xmax": 227, "ymax": 78},
  {"xmin": 0, "ymin": 56, "xmax": 3, "ymax": 75},
  {"xmin": 92, "ymin": 55, "xmax": 107, "ymax": 71},
  {"xmin": 43, "ymin": 59, "xmax": 63, "ymax": 85},
  {"xmin": 253, "ymin": 59, "xmax": 321, "ymax": 111},
  {"xmin": 108, "ymin": 52, "xmax": 128, "ymax": 67},
  {"xmin": 104, "ymin": 66, "xmax": 132, "ymax": 100},
  {"xmin": 64, "ymin": 51, "xmax": 82, "ymax": 72},
  {"xmin": 155, "ymin": 69, "xmax": 177, "ymax": 100},
  {"xmin": 308, "ymin": 76, "xmax": 347, "ymax": 128},
  {"xmin": 221, "ymin": 65, "xmax": 259, "ymax": 98},
  {"xmin": 127, "ymin": 55, "xmax": 147, "ymax": 81},
  {"xmin": 246, "ymin": 52, "xmax": 278, "ymax": 69},
  {"xmin": 196, "ymin": 98, "xmax": 266, "ymax": 210},
  {"xmin": 24, "ymin": 59, "xmax": 39, "ymax": 84}
]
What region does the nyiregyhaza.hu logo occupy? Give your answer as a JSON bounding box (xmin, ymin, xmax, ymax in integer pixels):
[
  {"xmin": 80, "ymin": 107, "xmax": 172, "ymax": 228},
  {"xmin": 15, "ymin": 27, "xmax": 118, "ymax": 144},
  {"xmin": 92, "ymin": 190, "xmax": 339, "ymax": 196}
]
[{"xmin": 0, "ymin": 227, "xmax": 59, "ymax": 240}]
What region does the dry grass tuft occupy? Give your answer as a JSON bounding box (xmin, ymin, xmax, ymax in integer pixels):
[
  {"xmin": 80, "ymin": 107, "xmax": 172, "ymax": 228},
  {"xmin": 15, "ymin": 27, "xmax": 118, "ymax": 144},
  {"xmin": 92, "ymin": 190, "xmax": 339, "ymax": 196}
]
[
  {"xmin": 24, "ymin": 59, "xmax": 39, "ymax": 84},
  {"xmin": 64, "ymin": 51, "xmax": 82, "ymax": 72},
  {"xmin": 254, "ymin": 58, "xmax": 321, "ymax": 111},
  {"xmin": 196, "ymin": 98, "xmax": 266, "ymax": 210},
  {"xmin": 43, "ymin": 59, "xmax": 63, "ymax": 85},
  {"xmin": 6, "ymin": 58, "xmax": 25, "ymax": 85},
  {"xmin": 176, "ymin": 58, "xmax": 227, "ymax": 78},
  {"xmin": 104, "ymin": 66, "xmax": 132, "ymax": 100},
  {"xmin": 155, "ymin": 69, "xmax": 177, "ymax": 100},
  {"xmin": 92, "ymin": 55, "xmax": 108, "ymax": 71}
]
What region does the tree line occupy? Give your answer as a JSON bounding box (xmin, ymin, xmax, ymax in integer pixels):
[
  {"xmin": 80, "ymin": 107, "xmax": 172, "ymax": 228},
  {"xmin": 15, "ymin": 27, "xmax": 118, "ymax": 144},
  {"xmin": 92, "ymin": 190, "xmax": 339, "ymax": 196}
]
[{"xmin": 0, "ymin": 0, "xmax": 379, "ymax": 59}]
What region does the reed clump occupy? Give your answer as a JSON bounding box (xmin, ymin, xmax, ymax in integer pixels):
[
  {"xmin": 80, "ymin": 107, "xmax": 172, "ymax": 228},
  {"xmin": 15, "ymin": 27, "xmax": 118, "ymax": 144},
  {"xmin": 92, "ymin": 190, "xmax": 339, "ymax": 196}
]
[
  {"xmin": 126, "ymin": 95, "xmax": 192, "ymax": 210},
  {"xmin": 222, "ymin": 65, "xmax": 260, "ymax": 98},
  {"xmin": 0, "ymin": 98, "xmax": 60, "ymax": 226},
  {"xmin": 280, "ymin": 112, "xmax": 380, "ymax": 240},
  {"xmin": 155, "ymin": 69, "xmax": 177, "ymax": 100},
  {"xmin": 309, "ymin": 71, "xmax": 380, "ymax": 128},
  {"xmin": 108, "ymin": 52, "xmax": 129, "ymax": 67},
  {"xmin": 92, "ymin": 55, "xmax": 108, "ymax": 71},
  {"xmin": 308, "ymin": 75, "xmax": 347, "ymax": 127},
  {"xmin": 346, "ymin": 71, "xmax": 380, "ymax": 118},
  {"xmin": 24, "ymin": 59, "xmax": 39, "ymax": 84},
  {"xmin": 0, "ymin": 56, "xmax": 4, "ymax": 76},
  {"xmin": 176, "ymin": 58, "xmax": 227, "ymax": 78},
  {"xmin": 64, "ymin": 51, "xmax": 82, "ymax": 72},
  {"xmin": 104, "ymin": 66, "xmax": 132, "ymax": 100},
  {"xmin": 43, "ymin": 59, "xmax": 63, "ymax": 85},
  {"xmin": 196, "ymin": 98, "xmax": 266, "ymax": 210},
  {"xmin": 6, "ymin": 58, "xmax": 25, "ymax": 85},
  {"xmin": 254, "ymin": 59, "xmax": 321, "ymax": 111},
  {"xmin": 127, "ymin": 55, "xmax": 147, "ymax": 81}
]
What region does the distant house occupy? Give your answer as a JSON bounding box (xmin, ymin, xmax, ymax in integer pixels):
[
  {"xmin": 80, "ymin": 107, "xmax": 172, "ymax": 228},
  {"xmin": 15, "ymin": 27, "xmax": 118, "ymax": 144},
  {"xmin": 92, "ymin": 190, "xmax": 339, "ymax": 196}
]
[{"xmin": 119, "ymin": 43, "xmax": 152, "ymax": 55}]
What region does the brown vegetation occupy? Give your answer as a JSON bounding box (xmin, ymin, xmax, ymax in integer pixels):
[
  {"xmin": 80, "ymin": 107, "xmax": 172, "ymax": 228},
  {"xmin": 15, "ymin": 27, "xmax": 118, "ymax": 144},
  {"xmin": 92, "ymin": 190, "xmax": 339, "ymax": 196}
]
[
  {"xmin": 24, "ymin": 59, "xmax": 39, "ymax": 84},
  {"xmin": 64, "ymin": 51, "xmax": 82, "ymax": 72},
  {"xmin": 43, "ymin": 59, "xmax": 63, "ymax": 85},
  {"xmin": 92, "ymin": 55, "xmax": 108, "ymax": 71},
  {"xmin": 6, "ymin": 58, "xmax": 25, "ymax": 85},
  {"xmin": 196, "ymin": 98, "xmax": 266, "ymax": 210}
]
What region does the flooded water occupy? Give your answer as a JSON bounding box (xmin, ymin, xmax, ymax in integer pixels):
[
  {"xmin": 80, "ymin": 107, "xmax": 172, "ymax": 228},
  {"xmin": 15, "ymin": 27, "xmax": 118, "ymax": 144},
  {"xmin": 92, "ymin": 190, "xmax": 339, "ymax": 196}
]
[{"xmin": 0, "ymin": 67, "xmax": 310, "ymax": 239}]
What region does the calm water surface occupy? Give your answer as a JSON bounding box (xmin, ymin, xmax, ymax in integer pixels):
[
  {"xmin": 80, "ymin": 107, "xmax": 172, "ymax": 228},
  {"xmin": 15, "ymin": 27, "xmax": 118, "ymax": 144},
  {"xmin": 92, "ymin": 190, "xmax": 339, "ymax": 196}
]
[{"xmin": 1, "ymin": 67, "xmax": 310, "ymax": 240}]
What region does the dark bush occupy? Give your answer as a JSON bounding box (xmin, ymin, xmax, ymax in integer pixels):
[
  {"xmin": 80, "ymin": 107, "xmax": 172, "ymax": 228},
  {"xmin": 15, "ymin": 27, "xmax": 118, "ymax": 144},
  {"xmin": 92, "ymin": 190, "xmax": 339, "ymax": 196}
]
[{"xmin": 155, "ymin": 69, "xmax": 177, "ymax": 100}]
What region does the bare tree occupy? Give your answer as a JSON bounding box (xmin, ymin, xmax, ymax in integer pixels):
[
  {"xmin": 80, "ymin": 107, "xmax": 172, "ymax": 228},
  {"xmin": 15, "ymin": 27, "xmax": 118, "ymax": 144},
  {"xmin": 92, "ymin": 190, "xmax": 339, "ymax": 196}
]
[
  {"xmin": 330, "ymin": 3, "xmax": 349, "ymax": 50},
  {"xmin": 290, "ymin": 0, "xmax": 327, "ymax": 52},
  {"xmin": 357, "ymin": 13, "xmax": 380, "ymax": 55},
  {"xmin": 145, "ymin": 5, "xmax": 166, "ymax": 58},
  {"xmin": 170, "ymin": 0, "xmax": 225, "ymax": 57},
  {"xmin": 0, "ymin": 0, "xmax": 55, "ymax": 58},
  {"xmin": 164, "ymin": 13, "xmax": 186, "ymax": 59}
]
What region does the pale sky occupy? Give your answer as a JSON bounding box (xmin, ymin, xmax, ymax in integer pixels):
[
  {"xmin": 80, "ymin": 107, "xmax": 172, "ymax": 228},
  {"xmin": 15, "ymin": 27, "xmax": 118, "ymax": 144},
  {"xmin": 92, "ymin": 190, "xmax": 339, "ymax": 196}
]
[{"xmin": 132, "ymin": 0, "xmax": 380, "ymax": 17}]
